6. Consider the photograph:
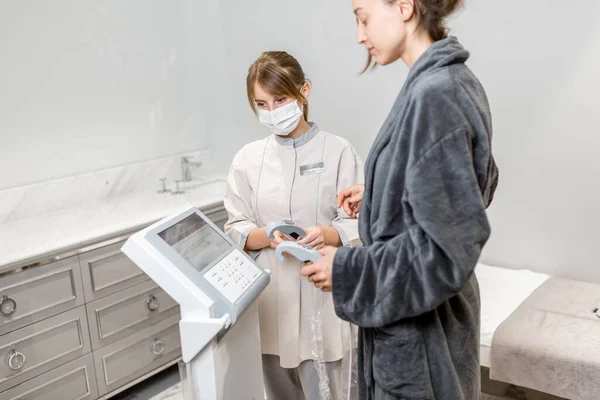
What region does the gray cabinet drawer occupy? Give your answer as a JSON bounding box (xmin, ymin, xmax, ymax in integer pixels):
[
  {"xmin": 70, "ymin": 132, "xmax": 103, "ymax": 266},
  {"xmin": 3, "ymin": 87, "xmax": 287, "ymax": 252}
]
[
  {"xmin": 0, "ymin": 256, "xmax": 84, "ymax": 336},
  {"xmin": 86, "ymin": 280, "xmax": 179, "ymax": 350},
  {"xmin": 0, "ymin": 354, "xmax": 98, "ymax": 400},
  {"xmin": 0, "ymin": 306, "xmax": 91, "ymax": 392},
  {"xmin": 79, "ymin": 240, "xmax": 149, "ymax": 302},
  {"xmin": 93, "ymin": 314, "xmax": 181, "ymax": 396}
]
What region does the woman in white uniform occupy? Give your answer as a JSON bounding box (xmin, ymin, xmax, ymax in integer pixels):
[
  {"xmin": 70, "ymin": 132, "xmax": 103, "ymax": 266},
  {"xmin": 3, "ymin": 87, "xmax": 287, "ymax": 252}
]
[{"xmin": 224, "ymin": 51, "xmax": 363, "ymax": 400}]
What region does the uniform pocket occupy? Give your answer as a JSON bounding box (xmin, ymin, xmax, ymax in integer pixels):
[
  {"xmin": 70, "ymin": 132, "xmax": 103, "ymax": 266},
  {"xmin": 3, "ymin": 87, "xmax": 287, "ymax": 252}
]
[{"xmin": 372, "ymin": 324, "xmax": 434, "ymax": 399}]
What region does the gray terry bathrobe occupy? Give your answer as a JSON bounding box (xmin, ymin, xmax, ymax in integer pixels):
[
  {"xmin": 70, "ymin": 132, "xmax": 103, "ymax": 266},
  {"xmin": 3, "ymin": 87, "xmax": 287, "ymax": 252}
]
[{"xmin": 331, "ymin": 37, "xmax": 499, "ymax": 400}]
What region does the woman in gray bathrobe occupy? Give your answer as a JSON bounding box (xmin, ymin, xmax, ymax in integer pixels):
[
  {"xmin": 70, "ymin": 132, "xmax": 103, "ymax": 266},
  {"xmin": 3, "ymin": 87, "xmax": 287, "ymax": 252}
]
[{"xmin": 301, "ymin": 0, "xmax": 499, "ymax": 399}]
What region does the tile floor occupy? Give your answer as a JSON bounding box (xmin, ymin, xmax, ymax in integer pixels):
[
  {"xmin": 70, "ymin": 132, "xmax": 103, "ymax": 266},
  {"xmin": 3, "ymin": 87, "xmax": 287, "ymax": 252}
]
[
  {"xmin": 112, "ymin": 365, "xmax": 559, "ymax": 400},
  {"xmin": 111, "ymin": 366, "xmax": 183, "ymax": 400}
]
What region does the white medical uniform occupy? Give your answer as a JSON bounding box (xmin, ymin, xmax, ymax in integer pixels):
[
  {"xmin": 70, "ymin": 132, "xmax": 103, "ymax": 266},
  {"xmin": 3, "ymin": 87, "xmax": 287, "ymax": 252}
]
[{"xmin": 224, "ymin": 123, "xmax": 363, "ymax": 398}]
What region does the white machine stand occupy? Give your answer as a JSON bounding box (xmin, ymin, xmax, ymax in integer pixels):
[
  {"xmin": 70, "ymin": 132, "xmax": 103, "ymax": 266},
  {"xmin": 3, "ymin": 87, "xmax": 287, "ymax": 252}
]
[{"xmin": 121, "ymin": 206, "xmax": 271, "ymax": 400}]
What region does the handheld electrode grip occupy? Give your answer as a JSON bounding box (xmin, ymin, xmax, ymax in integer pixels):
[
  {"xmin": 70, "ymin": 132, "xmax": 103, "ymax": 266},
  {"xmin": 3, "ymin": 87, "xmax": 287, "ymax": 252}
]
[
  {"xmin": 265, "ymin": 220, "xmax": 307, "ymax": 240},
  {"xmin": 274, "ymin": 242, "xmax": 322, "ymax": 263}
]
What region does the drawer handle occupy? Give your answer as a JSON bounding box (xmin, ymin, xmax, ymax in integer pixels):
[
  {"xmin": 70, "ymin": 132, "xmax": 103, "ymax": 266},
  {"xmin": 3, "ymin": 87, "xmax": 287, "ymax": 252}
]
[
  {"xmin": 7, "ymin": 349, "xmax": 26, "ymax": 370},
  {"xmin": 151, "ymin": 339, "xmax": 165, "ymax": 356},
  {"xmin": 147, "ymin": 294, "xmax": 160, "ymax": 311},
  {"xmin": 0, "ymin": 295, "xmax": 16, "ymax": 316}
]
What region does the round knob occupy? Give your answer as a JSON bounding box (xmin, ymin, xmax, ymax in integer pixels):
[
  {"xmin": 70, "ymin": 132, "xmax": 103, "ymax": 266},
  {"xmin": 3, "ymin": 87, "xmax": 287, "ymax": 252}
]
[
  {"xmin": 0, "ymin": 296, "xmax": 16, "ymax": 316},
  {"xmin": 151, "ymin": 339, "xmax": 165, "ymax": 356},
  {"xmin": 7, "ymin": 349, "xmax": 26, "ymax": 370},
  {"xmin": 146, "ymin": 294, "xmax": 160, "ymax": 312}
]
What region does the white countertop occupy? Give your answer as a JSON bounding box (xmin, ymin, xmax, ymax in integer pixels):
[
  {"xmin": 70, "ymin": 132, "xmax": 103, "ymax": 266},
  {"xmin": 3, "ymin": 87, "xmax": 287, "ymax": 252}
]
[{"xmin": 0, "ymin": 178, "xmax": 226, "ymax": 271}]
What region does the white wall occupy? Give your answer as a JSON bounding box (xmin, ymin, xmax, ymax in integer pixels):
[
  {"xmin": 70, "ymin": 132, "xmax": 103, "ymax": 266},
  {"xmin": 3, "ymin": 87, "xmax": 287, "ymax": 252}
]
[
  {"xmin": 0, "ymin": 1, "xmax": 209, "ymax": 190},
  {"xmin": 2, "ymin": 1, "xmax": 599, "ymax": 283},
  {"xmin": 208, "ymin": 1, "xmax": 600, "ymax": 283},
  {"xmin": 450, "ymin": 1, "xmax": 600, "ymax": 282},
  {"xmin": 206, "ymin": 1, "xmax": 406, "ymax": 171}
]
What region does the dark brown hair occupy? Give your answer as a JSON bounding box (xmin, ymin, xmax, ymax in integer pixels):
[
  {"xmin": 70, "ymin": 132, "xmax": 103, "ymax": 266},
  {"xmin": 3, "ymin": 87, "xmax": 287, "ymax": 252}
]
[
  {"xmin": 363, "ymin": 0, "xmax": 464, "ymax": 72},
  {"xmin": 247, "ymin": 51, "xmax": 309, "ymax": 121}
]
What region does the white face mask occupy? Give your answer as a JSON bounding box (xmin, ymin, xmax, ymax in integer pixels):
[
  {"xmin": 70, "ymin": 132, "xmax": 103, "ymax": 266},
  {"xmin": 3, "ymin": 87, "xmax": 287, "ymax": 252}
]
[{"xmin": 258, "ymin": 101, "xmax": 303, "ymax": 136}]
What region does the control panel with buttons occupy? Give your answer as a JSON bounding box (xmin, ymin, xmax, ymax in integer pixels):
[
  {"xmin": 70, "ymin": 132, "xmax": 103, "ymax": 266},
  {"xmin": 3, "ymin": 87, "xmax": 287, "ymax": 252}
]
[{"xmin": 203, "ymin": 249, "xmax": 262, "ymax": 304}]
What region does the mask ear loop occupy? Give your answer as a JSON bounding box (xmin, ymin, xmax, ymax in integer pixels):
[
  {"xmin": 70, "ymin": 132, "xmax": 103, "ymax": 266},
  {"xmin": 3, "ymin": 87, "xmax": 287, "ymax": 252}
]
[{"xmin": 299, "ymin": 81, "xmax": 311, "ymax": 108}]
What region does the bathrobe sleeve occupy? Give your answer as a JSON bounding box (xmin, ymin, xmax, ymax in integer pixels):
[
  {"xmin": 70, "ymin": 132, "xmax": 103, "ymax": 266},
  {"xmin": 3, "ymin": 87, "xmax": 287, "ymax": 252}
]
[{"xmin": 331, "ymin": 127, "xmax": 491, "ymax": 328}]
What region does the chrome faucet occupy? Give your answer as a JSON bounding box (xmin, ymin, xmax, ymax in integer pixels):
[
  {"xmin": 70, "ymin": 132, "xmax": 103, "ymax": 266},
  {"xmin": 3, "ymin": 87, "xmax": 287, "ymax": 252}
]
[{"xmin": 181, "ymin": 156, "xmax": 203, "ymax": 182}]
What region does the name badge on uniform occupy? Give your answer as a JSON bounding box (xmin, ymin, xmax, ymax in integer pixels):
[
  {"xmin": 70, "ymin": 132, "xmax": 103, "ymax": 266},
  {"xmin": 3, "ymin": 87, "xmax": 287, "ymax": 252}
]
[{"xmin": 300, "ymin": 162, "xmax": 325, "ymax": 176}]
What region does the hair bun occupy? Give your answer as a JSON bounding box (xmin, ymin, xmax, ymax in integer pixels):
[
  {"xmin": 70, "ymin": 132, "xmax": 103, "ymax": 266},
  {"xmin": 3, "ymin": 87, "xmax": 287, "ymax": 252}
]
[{"xmin": 442, "ymin": 0, "xmax": 464, "ymax": 17}]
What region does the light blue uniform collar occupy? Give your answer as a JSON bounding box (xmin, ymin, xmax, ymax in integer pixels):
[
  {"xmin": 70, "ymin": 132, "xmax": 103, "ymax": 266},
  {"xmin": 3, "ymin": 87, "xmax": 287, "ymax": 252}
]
[{"xmin": 274, "ymin": 122, "xmax": 319, "ymax": 147}]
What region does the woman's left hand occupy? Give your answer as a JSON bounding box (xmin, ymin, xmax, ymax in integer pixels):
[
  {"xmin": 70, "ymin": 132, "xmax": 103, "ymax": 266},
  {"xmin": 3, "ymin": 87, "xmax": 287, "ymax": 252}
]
[
  {"xmin": 301, "ymin": 246, "xmax": 338, "ymax": 292},
  {"xmin": 299, "ymin": 226, "xmax": 327, "ymax": 249}
]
